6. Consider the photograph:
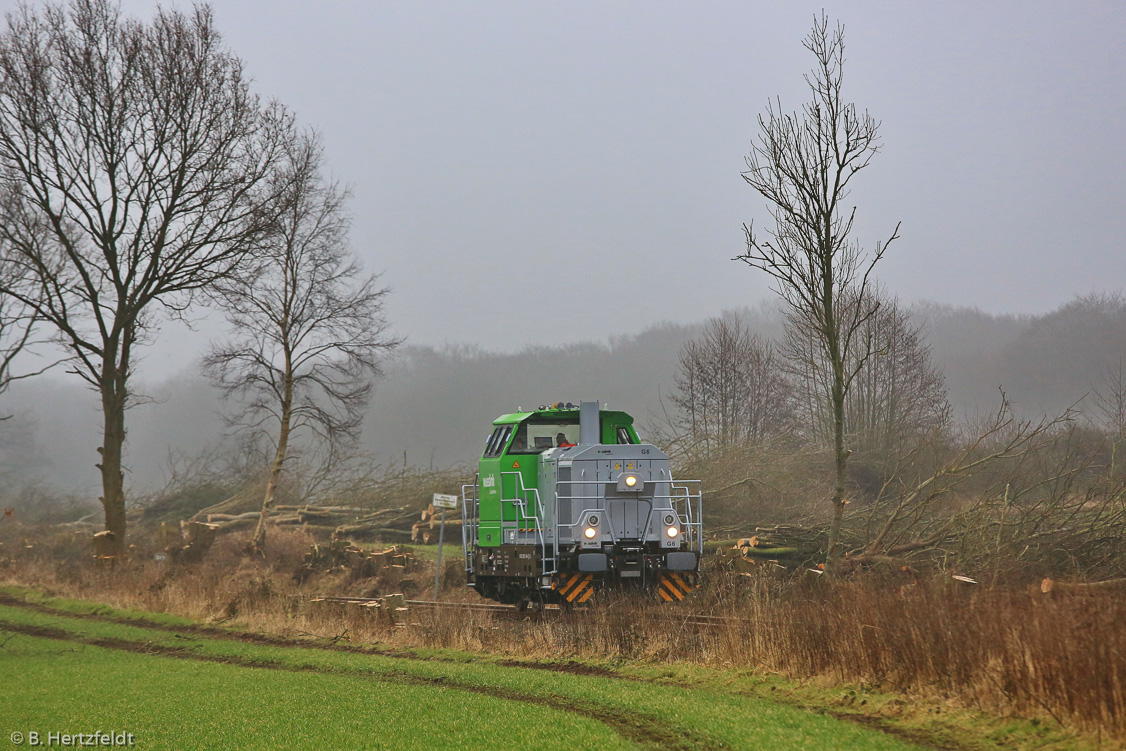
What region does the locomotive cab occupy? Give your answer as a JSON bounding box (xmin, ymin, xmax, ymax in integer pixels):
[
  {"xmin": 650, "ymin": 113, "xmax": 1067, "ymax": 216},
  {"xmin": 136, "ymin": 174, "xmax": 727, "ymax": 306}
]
[{"xmin": 462, "ymin": 401, "xmax": 702, "ymax": 607}]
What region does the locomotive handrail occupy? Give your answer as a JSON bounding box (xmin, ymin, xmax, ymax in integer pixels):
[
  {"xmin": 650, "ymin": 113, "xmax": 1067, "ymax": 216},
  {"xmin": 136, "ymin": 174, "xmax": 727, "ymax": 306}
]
[
  {"xmin": 461, "ymin": 470, "xmax": 559, "ymax": 579},
  {"xmin": 551, "ymin": 475, "xmax": 702, "ymax": 552},
  {"xmin": 555, "ymin": 499, "xmax": 655, "ymax": 550},
  {"xmin": 499, "ymin": 470, "xmax": 555, "ymax": 576},
  {"xmin": 669, "ymin": 480, "xmax": 704, "ymax": 554},
  {"xmin": 460, "ymin": 476, "xmax": 479, "ymax": 573}
]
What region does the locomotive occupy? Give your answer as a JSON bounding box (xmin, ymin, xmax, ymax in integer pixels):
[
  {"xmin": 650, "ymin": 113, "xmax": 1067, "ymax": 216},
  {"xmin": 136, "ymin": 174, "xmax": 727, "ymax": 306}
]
[{"xmin": 461, "ymin": 401, "xmax": 702, "ymax": 607}]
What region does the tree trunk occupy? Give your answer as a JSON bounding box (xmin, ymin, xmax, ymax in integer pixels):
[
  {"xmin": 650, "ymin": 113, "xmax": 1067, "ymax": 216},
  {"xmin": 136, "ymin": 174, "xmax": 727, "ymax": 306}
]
[
  {"xmin": 824, "ymin": 275, "xmax": 849, "ymax": 575},
  {"xmin": 826, "ymin": 375, "xmax": 848, "ymax": 573},
  {"xmin": 250, "ymin": 373, "xmax": 293, "ymax": 553},
  {"xmin": 98, "ymin": 367, "xmax": 128, "ymax": 556}
]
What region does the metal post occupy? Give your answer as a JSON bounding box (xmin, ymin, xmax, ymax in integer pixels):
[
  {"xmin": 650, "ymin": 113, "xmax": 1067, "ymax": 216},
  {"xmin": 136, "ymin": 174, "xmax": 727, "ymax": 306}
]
[{"xmin": 433, "ymin": 508, "xmax": 446, "ymax": 601}]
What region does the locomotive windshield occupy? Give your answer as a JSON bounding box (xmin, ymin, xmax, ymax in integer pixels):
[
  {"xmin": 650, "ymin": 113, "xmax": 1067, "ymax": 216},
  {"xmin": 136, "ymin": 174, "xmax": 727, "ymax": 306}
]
[
  {"xmin": 507, "ymin": 421, "xmax": 580, "ymax": 454},
  {"xmin": 482, "ymin": 425, "xmax": 512, "ymax": 458}
]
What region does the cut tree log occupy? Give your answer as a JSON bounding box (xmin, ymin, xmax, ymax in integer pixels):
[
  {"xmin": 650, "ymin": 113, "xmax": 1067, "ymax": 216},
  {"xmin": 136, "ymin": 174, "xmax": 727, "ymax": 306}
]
[
  {"xmin": 212, "ymin": 517, "xmax": 257, "ymax": 532},
  {"xmin": 333, "ymin": 524, "xmax": 413, "ymax": 541},
  {"xmin": 206, "ymin": 511, "xmax": 259, "ymax": 523},
  {"xmin": 739, "ymin": 545, "xmax": 799, "ymax": 557},
  {"xmin": 1040, "ymin": 577, "xmax": 1126, "ymax": 595}
]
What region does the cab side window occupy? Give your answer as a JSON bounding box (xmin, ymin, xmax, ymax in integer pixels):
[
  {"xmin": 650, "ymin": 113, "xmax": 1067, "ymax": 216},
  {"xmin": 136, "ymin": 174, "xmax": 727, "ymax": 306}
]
[
  {"xmin": 483, "ymin": 426, "xmax": 512, "ymax": 458},
  {"xmin": 483, "ymin": 427, "xmax": 502, "ymax": 457}
]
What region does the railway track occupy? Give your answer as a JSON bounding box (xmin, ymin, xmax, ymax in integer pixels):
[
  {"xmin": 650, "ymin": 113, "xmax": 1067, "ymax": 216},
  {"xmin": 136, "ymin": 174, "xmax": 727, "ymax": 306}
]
[
  {"xmin": 301, "ymin": 594, "xmax": 738, "ymax": 628},
  {"xmin": 309, "ymin": 595, "xmax": 544, "ymax": 613}
]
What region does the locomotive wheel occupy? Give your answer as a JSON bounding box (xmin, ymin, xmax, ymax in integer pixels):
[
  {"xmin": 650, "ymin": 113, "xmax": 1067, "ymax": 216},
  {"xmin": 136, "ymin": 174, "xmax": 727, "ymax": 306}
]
[{"xmin": 516, "ymin": 586, "xmax": 546, "ymax": 612}]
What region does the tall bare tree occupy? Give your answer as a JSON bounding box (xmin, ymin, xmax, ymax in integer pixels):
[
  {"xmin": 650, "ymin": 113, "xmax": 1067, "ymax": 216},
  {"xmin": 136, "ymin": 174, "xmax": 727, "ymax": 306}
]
[
  {"xmin": 671, "ymin": 316, "xmax": 794, "ymax": 456},
  {"xmin": 735, "ymin": 14, "xmax": 899, "ymax": 571},
  {"xmin": 0, "ymin": 0, "xmax": 293, "ymax": 552},
  {"xmin": 203, "ymin": 133, "xmax": 400, "ymax": 553}
]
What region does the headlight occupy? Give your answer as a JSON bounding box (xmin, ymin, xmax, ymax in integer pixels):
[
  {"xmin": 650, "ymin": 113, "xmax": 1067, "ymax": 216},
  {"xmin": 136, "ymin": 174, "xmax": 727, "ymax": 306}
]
[
  {"xmin": 616, "ymin": 473, "xmax": 644, "ymax": 492},
  {"xmin": 584, "ymin": 527, "xmax": 598, "ymax": 539},
  {"xmin": 666, "ymin": 526, "xmax": 680, "ymax": 538}
]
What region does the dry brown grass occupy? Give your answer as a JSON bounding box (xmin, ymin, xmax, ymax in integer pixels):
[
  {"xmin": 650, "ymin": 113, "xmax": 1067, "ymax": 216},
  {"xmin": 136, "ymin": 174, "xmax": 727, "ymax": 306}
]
[
  {"xmin": 2, "ymin": 521, "xmax": 1123, "ymax": 742},
  {"xmin": 703, "ymin": 572, "xmax": 1126, "ymax": 738}
]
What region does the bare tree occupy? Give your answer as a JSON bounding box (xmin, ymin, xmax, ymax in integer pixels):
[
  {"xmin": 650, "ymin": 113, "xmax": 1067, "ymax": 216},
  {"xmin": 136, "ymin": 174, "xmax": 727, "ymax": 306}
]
[
  {"xmin": 1093, "ymin": 359, "xmax": 1126, "ymax": 437},
  {"xmin": 782, "ymin": 288, "xmax": 948, "ymax": 455},
  {"xmin": 0, "ymin": 247, "xmax": 43, "ymax": 410},
  {"xmin": 0, "ymin": 0, "xmax": 293, "ymax": 552},
  {"xmin": 670, "ymin": 316, "xmax": 793, "ymax": 456},
  {"xmin": 203, "ymin": 133, "xmax": 400, "ymax": 553},
  {"xmin": 735, "ymin": 14, "xmax": 899, "ymax": 572},
  {"xmin": 0, "ymin": 306, "xmax": 29, "ymax": 410},
  {"xmin": 1091, "ymin": 357, "xmax": 1126, "ymax": 478}
]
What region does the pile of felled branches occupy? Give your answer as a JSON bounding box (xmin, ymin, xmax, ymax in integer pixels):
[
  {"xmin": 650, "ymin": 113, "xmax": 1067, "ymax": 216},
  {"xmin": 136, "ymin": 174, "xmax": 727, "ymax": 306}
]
[
  {"xmin": 707, "ymin": 525, "xmax": 829, "ymax": 572},
  {"xmin": 199, "ymin": 505, "xmax": 418, "ymax": 541}
]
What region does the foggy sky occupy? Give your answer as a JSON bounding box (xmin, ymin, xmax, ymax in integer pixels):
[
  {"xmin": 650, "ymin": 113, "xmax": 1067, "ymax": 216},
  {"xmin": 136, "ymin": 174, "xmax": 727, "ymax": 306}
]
[{"xmin": 79, "ymin": 0, "xmax": 1121, "ymax": 380}]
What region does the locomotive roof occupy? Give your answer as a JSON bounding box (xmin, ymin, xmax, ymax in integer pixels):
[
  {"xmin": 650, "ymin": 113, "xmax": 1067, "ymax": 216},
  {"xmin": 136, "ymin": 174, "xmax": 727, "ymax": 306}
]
[{"xmin": 493, "ymin": 407, "xmax": 635, "ymax": 425}]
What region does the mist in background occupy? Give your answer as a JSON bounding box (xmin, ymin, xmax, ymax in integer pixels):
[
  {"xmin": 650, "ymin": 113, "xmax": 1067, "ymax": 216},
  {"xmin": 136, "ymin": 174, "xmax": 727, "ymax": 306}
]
[
  {"xmin": 75, "ymin": 0, "xmax": 1126, "ymax": 379},
  {"xmin": 4, "ymin": 295, "xmax": 1125, "ymax": 500}
]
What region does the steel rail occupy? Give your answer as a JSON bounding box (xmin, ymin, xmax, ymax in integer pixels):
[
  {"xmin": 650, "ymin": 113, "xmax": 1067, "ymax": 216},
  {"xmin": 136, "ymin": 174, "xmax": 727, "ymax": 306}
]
[{"xmin": 299, "ymin": 594, "xmax": 743, "ymax": 628}]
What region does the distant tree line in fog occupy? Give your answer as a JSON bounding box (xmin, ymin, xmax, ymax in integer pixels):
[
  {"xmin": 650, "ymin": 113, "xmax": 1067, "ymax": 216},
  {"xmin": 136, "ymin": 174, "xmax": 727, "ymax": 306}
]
[{"xmin": 2, "ymin": 294, "xmax": 1124, "ymax": 505}]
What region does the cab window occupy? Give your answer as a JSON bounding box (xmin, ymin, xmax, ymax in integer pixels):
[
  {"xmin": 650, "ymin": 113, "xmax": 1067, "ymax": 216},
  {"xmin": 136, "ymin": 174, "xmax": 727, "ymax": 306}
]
[
  {"xmin": 616, "ymin": 427, "xmax": 635, "ymax": 444},
  {"xmin": 483, "ymin": 425, "xmax": 512, "ymax": 458},
  {"xmin": 508, "ymin": 421, "xmax": 580, "ymax": 454}
]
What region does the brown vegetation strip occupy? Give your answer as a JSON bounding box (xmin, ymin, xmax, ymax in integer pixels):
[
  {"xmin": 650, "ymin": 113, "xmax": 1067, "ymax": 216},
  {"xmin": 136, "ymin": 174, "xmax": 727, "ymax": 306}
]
[
  {"xmin": 497, "ymin": 658, "xmax": 621, "ymax": 677},
  {"xmin": 0, "ymin": 618, "xmax": 715, "ymax": 751},
  {"xmin": 0, "ymin": 592, "xmax": 424, "ymax": 659}
]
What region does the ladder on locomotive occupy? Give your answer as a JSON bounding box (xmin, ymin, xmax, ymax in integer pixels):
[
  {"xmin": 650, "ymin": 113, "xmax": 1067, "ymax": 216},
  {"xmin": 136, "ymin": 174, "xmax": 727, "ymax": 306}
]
[
  {"xmin": 502, "ymin": 471, "xmax": 556, "ymax": 576},
  {"xmin": 461, "ymin": 472, "xmax": 557, "ymax": 578}
]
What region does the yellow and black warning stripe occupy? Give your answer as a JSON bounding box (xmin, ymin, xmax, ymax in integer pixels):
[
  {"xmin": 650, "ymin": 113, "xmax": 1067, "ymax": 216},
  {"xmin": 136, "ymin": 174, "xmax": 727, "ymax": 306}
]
[
  {"xmin": 554, "ymin": 573, "xmax": 596, "ymax": 603},
  {"xmin": 658, "ymin": 572, "xmax": 696, "ymax": 602}
]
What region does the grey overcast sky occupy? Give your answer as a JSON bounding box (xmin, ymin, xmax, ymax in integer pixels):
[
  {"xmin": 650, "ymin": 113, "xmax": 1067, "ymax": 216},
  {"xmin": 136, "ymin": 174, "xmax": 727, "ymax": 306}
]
[{"xmin": 109, "ymin": 0, "xmax": 1125, "ymax": 378}]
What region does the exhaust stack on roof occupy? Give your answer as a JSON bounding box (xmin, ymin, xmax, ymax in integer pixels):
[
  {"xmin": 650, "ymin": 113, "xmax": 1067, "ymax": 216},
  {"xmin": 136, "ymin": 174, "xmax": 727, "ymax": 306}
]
[{"xmin": 579, "ymin": 401, "xmax": 600, "ymax": 446}]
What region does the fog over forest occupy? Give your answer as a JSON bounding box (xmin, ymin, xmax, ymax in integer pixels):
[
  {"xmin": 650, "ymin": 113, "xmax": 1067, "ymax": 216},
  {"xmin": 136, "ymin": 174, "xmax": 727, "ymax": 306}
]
[{"xmin": 2, "ymin": 293, "xmax": 1124, "ymax": 501}]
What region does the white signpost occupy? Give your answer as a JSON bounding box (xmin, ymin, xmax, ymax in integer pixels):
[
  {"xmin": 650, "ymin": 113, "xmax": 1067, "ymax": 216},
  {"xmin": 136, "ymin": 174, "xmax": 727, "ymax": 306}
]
[
  {"xmin": 432, "ymin": 493, "xmax": 459, "ymax": 599},
  {"xmin": 432, "ymin": 493, "xmax": 459, "ymax": 509}
]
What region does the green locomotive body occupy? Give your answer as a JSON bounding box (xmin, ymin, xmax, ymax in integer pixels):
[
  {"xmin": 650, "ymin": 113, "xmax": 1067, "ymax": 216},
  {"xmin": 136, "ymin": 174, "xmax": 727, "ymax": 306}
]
[{"xmin": 461, "ymin": 401, "xmax": 702, "ymax": 607}]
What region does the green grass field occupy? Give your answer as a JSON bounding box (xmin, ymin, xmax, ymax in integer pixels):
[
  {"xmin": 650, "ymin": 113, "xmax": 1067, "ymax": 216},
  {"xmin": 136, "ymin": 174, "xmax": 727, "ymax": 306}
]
[
  {"xmin": 0, "ymin": 590, "xmax": 1094, "ymax": 751},
  {"xmin": 0, "ymin": 595, "xmax": 936, "ymax": 751},
  {"xmin": 408, "ymin": 542, "xmax": 463, "ymax": 564}
]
